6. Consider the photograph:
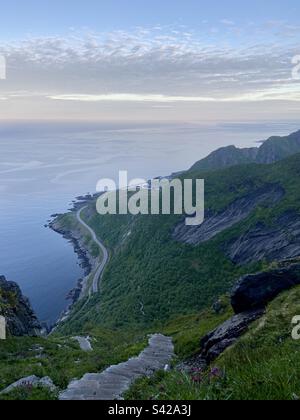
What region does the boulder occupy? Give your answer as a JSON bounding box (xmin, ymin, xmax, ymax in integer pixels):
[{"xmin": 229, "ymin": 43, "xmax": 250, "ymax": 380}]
[
  {"xmin": 231, "ymin": 263, "xmax": 300, "ymax": 314},
  {"xmin": 0, "ymin": 376, "xmax": 56, "ymax": 395}
]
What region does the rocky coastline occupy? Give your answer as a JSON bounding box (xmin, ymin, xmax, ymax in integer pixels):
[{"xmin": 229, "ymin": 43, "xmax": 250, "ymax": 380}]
[{"xmin": 47, "ymin": 198, "xmax": 100, "ymax": 329}]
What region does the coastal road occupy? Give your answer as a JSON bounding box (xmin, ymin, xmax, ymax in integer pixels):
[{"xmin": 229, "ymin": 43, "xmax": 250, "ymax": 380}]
[{"xmin": 76, "ymin": 206, "xmax": 109, "ymax": 295}]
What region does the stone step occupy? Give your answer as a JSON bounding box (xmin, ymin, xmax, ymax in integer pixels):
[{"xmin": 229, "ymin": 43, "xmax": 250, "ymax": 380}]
[{"xmin": 59, "ymin": 334, "xmax": 174, "ymax": 400}]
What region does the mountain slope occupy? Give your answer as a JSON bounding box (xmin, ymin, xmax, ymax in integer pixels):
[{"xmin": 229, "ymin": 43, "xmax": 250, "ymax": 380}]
[
  {"xmin": 190, "ymin": 130, "xmax": 300, "ymax": 172},
  {"xmin": 56, "ymin": 152, "xmax": 300, "ymax": 333},
  {"xmin": 2, "ymin": 133, "xmax": 300, "ymax": 400}
]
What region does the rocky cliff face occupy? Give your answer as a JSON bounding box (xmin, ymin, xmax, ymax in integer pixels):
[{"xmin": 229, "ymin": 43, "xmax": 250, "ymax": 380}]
[
  {"xmin": 0, "ymin": 276, "xmax": 41, "ymax": 337},
  {"xmin": 231, "ymin": 261, "xmax": 300, "ymax": 313},
  {"xmin": 173, "ymin": 183, "xmax": 284, "ymax": 246},
  {"xmin": 225, "ymin": 211, "xmax": 300, "ymax": 265}
]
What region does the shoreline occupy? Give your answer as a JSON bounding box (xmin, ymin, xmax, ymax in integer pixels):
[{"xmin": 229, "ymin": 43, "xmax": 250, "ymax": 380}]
[{"xmin": 47, "ymin": 198, "xmax": 98, "ymax": 330}]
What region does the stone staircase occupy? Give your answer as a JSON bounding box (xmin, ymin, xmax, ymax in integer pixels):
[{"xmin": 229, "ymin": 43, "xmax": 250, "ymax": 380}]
[{"xmin": 59, "ymin": 334, "xmax": 174, "ymax": 400}]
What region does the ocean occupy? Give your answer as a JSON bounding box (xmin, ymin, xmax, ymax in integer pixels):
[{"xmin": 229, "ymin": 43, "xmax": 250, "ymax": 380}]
[{"xmin": 0, "ymin": 120, "xmax": 298, "ymax": 325}]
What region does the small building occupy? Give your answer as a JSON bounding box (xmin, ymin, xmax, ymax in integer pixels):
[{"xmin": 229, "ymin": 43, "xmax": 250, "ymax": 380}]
[{"xmin": 0, "ymin": 316, "xmax": 6, "ymax": 340}]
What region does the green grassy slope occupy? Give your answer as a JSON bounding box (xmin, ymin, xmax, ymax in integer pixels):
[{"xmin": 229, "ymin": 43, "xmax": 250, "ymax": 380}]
[
  {"xmin": 126, "ymin": 285, "xmax": 300, "ymax": 400},
  {"xmin": 60, "ymin": 154, "xmax": 300, "ymax": 332},
  {"xmin": 0, "ymin": 327, "xmax": 147, "ymax": 400},
  {"xmin": 1, "ymin": 154, "xmax": 300, "ymax": 400}
]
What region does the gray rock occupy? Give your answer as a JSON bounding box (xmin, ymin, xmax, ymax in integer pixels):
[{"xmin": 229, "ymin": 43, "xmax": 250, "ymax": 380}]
[
  {"xmin": 226, "ymin": 211, "xmax": 300, "ymax": 265},
  {"xmin": 231, "ymin": 263, "xmax": 300, "ymax": 314},
  {"xmin": 200, "ymin": 309, "xmax": 264, "ymax": 363},
  {"xmin": 1, "ymin": 375, "xmax": 56, "ymax": 395},
  {"xmin": 0, "ymin": 276, "xmax": 41, "ymax": 337},
  {"xmin": 173, "ymin": 184, "xmax": 284, "ymax": 245},
  {"xmin": 206, "ymin": 338, "xmax": 238, "ymax": 362},
  {"xmin": 73, "ymin": 336, "xmax": 93, "ymax": 352}
]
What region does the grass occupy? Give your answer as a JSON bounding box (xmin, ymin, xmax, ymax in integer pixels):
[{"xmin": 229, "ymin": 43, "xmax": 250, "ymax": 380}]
[
  {"xmin": 126, "ymin": 285, "xmax": 300, "ymax": 401},
  {"xmin": 0, "ymin": 327, "xmax": 148, "ymax": 400},
  {"xmin": 0, "ymin": 386, "xmax": 58, "ymax": 401},
  {"xmin": 161, "ymin": 296, "xmax": 233, "ymax": 359}
]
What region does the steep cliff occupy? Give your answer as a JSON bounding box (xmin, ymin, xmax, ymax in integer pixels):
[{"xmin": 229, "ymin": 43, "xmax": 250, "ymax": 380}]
[{"xmin": 0, "ymin": 276, "xmax": 41, "ymax": 337}]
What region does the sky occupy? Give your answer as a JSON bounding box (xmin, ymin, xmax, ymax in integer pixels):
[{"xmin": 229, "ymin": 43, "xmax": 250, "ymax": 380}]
[{"xmin": 0, "ymin": 0, "xmax": 300, "ymax": 122}]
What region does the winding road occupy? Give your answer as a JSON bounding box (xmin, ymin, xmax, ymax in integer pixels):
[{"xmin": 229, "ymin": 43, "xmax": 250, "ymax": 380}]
[{"xmin": 76, "ymin": 206, "xmax": 109, "ymax": 295}]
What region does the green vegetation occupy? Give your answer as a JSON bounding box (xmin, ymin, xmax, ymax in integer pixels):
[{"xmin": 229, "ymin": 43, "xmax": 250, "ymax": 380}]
[
  {"xmin": 2, "ymin": 151, "xmax": 300, "ymax": 400},
  {"xmin": 0, "ymin": 386, "xmax": 58, "ymax": 401},
  {"xmin": 0, "ymin": 289, "xmax": 17, "ymax": 314},
  {"xmin": 61, "ymin": 154, "xmax": 300, "ymax": 332},
  {"xmin": 126, "ymin": 285, "xmax": 300, "ymax": 400},
  {"xmin": 161, "ymin": 296, "xmax": 232, "ymax": 359},
  {"xmin": 0, "ymin": 327, "xmax": 148, "ymax": 399},
  {"xmin": 53, "ymin": 212, "xmax": 102, "ymax": 261}
]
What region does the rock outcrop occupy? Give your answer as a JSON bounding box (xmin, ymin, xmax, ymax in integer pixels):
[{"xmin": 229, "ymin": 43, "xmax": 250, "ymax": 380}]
[
  {"xmin": 0, "ymin": 376, "xmax": 56, "ymax": 395},
  {"xmin": 196, "ymin": 261, "xmax": 300, "ymax": 364},
  {"xmin": 173, "ymin": 184, "xmax": 284, "ymax": 245},
  {"xmin": 0, "ymin": 276, "xmax": 41, "ymax": 337},
  {"xmin": 225, "ymin": 211, "xmax": 300, "ymax": 265},
  {"xmin": 200, "ymin": 309, "xmax": 264, "ymax": 363},
  {"xmin": 231, "ymin": 262, "xmax": 300, "ymax": 314}
]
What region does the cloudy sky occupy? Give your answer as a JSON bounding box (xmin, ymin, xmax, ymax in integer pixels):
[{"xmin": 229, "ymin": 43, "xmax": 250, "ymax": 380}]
[{"xmin": 0, "ymin": 0, "xmax": 300, "ymax": 122}]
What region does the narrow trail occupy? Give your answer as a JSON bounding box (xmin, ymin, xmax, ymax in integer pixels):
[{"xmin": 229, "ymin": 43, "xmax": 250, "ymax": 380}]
[
  {"xmin": 60, "ymin": 334, "xmax": 174, "ymax": 400},
  {"xmin": 76, "ymin": 206, "xmax": 109, "ymax": 295}
]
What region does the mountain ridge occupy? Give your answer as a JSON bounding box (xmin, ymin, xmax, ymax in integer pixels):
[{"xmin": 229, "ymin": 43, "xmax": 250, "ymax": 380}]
[{"xmin": 190, "ymin": 130, "xmax": 300, "ymax": 172}]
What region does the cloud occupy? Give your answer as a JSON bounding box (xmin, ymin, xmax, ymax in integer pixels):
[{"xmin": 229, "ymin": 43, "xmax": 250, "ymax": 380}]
[
  {"xmin": 220, "ymin": 19, "xmax": 235, "ymax": 26},
  {"xmin": 0, "ymin": 24, "xmax": 300, "ymax": 120},
  {"xmin": 48, "ymin": 86, "xmax": 300, "ymax": 103}
]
